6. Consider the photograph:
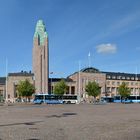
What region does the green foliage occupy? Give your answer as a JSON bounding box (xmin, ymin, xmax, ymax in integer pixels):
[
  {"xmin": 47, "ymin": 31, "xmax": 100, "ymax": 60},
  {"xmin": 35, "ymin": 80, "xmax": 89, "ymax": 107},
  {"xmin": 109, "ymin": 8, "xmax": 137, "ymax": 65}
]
[
  {"xmin": 118, "ymin": 82, "xmax": 130, "ymax": 99},
  {"xmin": 54, "ymin": 79, "xmax": 67, "ymax": 95},
  {"xmin": 85, "ymin": 81, "xmax": 101, "ymax": 99},
  {"xmin": 17, "ymin": 79, "xmax": 35, "ymax": 98}
]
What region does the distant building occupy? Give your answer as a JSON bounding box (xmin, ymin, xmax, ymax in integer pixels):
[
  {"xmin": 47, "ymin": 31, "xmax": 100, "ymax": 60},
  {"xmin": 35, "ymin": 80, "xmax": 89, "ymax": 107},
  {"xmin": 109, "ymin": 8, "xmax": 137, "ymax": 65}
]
[
  {"xmin": 0, "ymin": 20, "xmax": 140, "ymax": 102},
  {"xmin": 67, "ymin": 67, "xmax": 140, "ymax": 100},
  {"xmin": 0, "ymin": 77, "xmax": 6, "ymax": 100}
]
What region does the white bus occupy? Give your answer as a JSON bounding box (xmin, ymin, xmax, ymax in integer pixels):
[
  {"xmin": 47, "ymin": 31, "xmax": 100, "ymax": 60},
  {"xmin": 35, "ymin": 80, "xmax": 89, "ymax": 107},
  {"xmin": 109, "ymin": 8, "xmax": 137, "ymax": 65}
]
[
  {"xmin": 62, "ymin": 95, "xmax": 78, "ymax": 104},
  {"xmin": 33, "ymin": 94, "xmax": 78, "ymax": 104}
]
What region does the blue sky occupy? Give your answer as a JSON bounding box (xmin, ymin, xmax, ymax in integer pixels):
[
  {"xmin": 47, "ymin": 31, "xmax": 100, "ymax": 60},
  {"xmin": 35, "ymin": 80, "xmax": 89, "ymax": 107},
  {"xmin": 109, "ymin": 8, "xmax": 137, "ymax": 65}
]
[{"xmin": 0, "ymin": 0, "xmax": 140, "ymax": 78}]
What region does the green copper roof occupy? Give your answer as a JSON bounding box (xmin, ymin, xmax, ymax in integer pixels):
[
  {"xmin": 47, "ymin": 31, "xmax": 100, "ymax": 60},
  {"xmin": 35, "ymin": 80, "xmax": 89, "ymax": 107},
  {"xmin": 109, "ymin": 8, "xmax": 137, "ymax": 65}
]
[{"xmin": 34, "ymin": 20, "xmax": 48, "ymax": 45}]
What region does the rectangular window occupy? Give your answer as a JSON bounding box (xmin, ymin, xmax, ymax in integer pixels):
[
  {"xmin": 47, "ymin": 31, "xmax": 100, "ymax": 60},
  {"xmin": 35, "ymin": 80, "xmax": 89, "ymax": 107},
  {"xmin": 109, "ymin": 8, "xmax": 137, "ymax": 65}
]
[
  {"xmin": 122, "ymin": 77, "xmax": 125, "ymax": 80},
  {"xmin": 71, "ymin": 86, "xmax": 75, "ymax": 95},
  {"xmin": 107, "ymin": 75, "xmax": 111, "ymax": 79},
  {"xmin": 112, "ymin": 87, "xmax": 115, "ymax": 92},
  {"xmin": 117, "ymin": 82, "xmax": 120, "ymax": 86},
  {"xmin": 66, "ymin": 86, "xmax": 69, "ymax": 94},
  {"xmin": 131, "ymin": 77, "xmax": 134, "ymax": 80},
  {"xmin": 0, "ymin": 90, "xmax": 3, "ymax": 95},
  {"xmin": 131, "ymin": 82, "xmax": 134, "ymax": 86},
  {"xmin": 112, "ymin": 81, "xmax": 115, "ymax": 85},
  {"xmin": 127, "ymin": 77, "xmax": 130, "ymax": 80},
  {"xmin": 107, "ymin": 81, "xmax": 110, "ymax": 85},
  {"xmin": 112, "ymin": 76, "xmax": 116, "ymax": 79},
  {"xmin": 117, "ymin": 76, "xmax": 121, "ymax": 79},
  {"xmin": 8, "ymin": 94, "xmax": 10, "ymax": 98}
]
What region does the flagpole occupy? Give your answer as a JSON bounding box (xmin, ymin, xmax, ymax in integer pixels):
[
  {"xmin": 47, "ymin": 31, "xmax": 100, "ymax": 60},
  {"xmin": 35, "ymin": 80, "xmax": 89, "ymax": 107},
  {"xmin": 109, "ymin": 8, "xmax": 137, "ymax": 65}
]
[
  {"xmin": 78, "ymin": 61, "xmax": 81, "ymax": 104},
  {"xmin": 50, "ymin": 72, "xmax": 53, "ymax": 94},
  {"xmin": 88, "ymin": 52, "xmax": 91, "ymax": 67},
  {"xmin": 135, "ymin": 66, "xmax": 138, "ymax": 103},
  {"xmin": 5, "ymin": 58, "xmax": 8, "ymax": 103}
]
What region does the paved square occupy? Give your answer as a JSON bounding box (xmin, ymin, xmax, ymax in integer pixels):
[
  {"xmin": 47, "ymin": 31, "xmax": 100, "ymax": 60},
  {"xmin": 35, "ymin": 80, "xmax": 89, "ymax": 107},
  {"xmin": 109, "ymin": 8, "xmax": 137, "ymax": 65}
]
[{"xmin": 0, "ymin": 103, "xmax": 140, "ymax": 140}]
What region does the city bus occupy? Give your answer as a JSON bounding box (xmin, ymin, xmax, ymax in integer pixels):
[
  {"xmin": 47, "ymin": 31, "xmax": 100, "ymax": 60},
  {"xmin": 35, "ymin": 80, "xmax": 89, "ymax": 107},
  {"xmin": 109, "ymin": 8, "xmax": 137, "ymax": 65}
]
[
  {"xmin": 33, "ymin": 94, "xmax": 63, "ymax": 104},
  {"xmin": 101, "ymin": 97, "xmax": 114, "ymax": 103},
  {"xmin": 113, "ymin": 96, "xmax": 121, "ymax": 103},
  {"xmin": 113, "ymin": 95, "xmax": 140, "ymax": 103},
  {"xmin": 63, "ymin": 95, "xmax": 78, "ymax": 104},
  {"xmin": 33, "ymin": 94, "xmax": 78, "ymax": 104},
  {"xmin": 33, "ymin": 94, "xmax": 45, "ymax": 104},
  {"xmin": 128, "ymin": 96, "xmax": 140, "ymax": 103}
]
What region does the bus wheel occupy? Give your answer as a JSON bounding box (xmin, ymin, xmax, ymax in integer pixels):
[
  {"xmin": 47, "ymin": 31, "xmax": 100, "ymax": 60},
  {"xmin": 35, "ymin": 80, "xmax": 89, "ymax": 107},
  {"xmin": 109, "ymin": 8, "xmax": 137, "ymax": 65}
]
[
  {"xmin": 40, "ymin": 101, "xmax": 43, "ymax": 104},
  {"xmin": 67, "ymin": 101, "xmax": 71, "ymax": 104}
]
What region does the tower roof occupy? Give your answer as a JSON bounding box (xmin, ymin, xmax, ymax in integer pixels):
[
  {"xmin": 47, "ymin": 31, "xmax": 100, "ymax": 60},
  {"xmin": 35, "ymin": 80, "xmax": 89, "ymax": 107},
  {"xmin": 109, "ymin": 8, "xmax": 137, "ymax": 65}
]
[
  {"xmin": 80, "ymin": 67, "xmax": 100, "ymax": 73},
  {"xmin": 34, "ymin": 20, "xmax": 48, "ymax": 45}
]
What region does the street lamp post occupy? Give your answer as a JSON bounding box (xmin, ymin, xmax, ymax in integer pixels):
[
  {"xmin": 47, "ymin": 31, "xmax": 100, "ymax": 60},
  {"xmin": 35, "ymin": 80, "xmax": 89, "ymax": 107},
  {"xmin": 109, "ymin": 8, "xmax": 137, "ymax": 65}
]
[
  {"xmin": 135, "ymin": 67, "xmax": 138, "ymax": 103},
  {"xmin": 78, "ymin": 61, "xmax": 81, "ymax": 104},
  {"xmin": 5, "ymin": 58, "xmax": 8, "ymax": 104},
  {"xmin": 50, "ymin": 72, "xmax": 53, "ymax": 94}
]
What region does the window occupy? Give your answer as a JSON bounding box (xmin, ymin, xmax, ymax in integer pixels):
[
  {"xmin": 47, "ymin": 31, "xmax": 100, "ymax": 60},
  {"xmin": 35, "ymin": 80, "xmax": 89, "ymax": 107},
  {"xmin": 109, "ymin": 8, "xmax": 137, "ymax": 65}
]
[
  {"xmin": 71, "ymin": 86, "xmax": 75, "ymax": 95},
  {"xmin": 0, "ymin": 90, "xmax": 3, "ymax": 95},
  {"xmin": 107, "ymin": 87, "xmax": 110, "ymax": 92},
  {"xmin": 117, "ymin": 82, "xmax": 120, "ymax": 86},
  {"xmin": 125, "ymin": 82, "xmax": 129, "ymax": 86},
  {"xmin": 135, "ymin": 82, "xmax": 138, "ymax": 86},
  {"xmin": 131, "ymin": 82, "xmax": 134, "ymax": 86},
  {"xmin": 122, "ymin": 76, "xmax": 125, "ymax": 80},
  {"xmin": 107, "ymin": 75, "xmax": 111, "ymax": 79},
  {"xmin": 112, "ymin": 76, "xmax": 116, "ymax": 79},
  {"xmin": 112, "ymin": 87, "xmax": 115, "ymax": 92},
  {"xmin": 135, "ymin": 77, "xmax": 138, "ymax": 81},
  {"xmin": 112, "ymin": 81, "xmax": 115, "ymax": 85},
  {"xmin": 8, "ymin": 94, "xmax": 10, "ymax": 98},
  {"xmin": 131, "ymin": 77, "xmax": 134, "ymax": 80},
  {"xmin": 66, "ymin": 87, "xmax": 69, "ymax": 94},
  {"xmin": 127, "ymin": 77, "xmax": 130, "ymax": 80},
  {"xmin": 117, "ymin": 76, "xmax": 121, "ymax": 79},
  {"xmin": 107, "ymin": 81, "xmax": 110, "ymax": 85}
]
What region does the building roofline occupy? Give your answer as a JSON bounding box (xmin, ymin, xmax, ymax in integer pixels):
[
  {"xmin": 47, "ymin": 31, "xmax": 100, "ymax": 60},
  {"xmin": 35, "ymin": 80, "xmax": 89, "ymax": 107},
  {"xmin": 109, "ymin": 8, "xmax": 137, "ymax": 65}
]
[
  {"xmin": 68, "ymin": 67, "xmax": 140, "ymax": 80},
  {"xmin": 8, "ymin": 71, "xmax": 34, "ymax": 77},
  {"xmin": 48, "ymin": 78, "xmax": 74, "ymax": 82}
]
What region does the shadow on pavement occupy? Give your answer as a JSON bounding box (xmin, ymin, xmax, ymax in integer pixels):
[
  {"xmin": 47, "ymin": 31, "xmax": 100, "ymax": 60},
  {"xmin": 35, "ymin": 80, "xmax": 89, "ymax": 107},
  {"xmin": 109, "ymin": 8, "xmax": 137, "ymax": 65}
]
[
  {"xmin": 46, "ymin": 112, "xmax": 77, "ymax": 118},
  {"xmin": 0, "ymin": 121, "xmax": 43, "ymax": 127},
  {"xmin": 27, "ymin": 138, "xmax": 40, "ymax": 140}
]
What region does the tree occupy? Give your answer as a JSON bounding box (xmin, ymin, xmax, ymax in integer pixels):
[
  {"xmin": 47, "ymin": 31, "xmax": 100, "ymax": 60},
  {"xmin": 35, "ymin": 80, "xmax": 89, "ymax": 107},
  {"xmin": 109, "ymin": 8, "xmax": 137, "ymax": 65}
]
[
  {"xmin": 17, "ymin": 79, "xmax": 35, "ymax": 102},
  {"xmin": 54, "ymin": 79, "xmax": 67, "ymax": 95},
  {"xmin": 118, "ymin": 82, "xmax": 130, "ymax": 101},
  {"xmin": 85, "ymin": 81, "xmax": 101, "ymax": 103}
]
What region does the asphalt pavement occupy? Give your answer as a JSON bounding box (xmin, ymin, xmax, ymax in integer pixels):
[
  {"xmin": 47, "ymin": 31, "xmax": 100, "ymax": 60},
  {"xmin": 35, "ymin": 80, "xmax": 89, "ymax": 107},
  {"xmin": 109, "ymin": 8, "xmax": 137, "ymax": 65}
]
[{"xmin": 0, "ymin": 103, "xmax": 140, "ymax": 140}]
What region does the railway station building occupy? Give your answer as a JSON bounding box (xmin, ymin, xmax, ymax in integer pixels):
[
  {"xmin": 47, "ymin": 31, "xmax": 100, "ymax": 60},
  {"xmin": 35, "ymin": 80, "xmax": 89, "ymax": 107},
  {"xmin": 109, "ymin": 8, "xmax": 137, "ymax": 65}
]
[{"xmin": 0, "ymin": 20, "xmax": 140, "ymax": 102}]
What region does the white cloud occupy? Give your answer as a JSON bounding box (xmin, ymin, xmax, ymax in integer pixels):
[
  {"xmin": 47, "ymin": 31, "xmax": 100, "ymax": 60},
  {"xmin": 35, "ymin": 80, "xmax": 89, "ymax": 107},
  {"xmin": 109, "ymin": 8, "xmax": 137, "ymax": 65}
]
[{"xmin": 96, "ymin": 43, "xmax": 117, "ymax": 54}]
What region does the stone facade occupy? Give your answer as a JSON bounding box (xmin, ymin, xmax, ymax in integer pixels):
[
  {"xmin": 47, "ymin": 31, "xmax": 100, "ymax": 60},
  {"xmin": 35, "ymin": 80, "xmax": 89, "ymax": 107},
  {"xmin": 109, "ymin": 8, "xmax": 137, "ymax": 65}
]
[
  {"xmin": 66, "ymin": 68, "xmax": 106, "ymax": 101},
  {"xmin": 51, "ymin": 67, "xmax": 140, "ymax": 101},
  {"xmin": 6, "ymin": 72, "xmax": 34, "ymax": 102},
  {"xmin": 33, "ymin": 20, "xmax": 49, "ymax": 93}
]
